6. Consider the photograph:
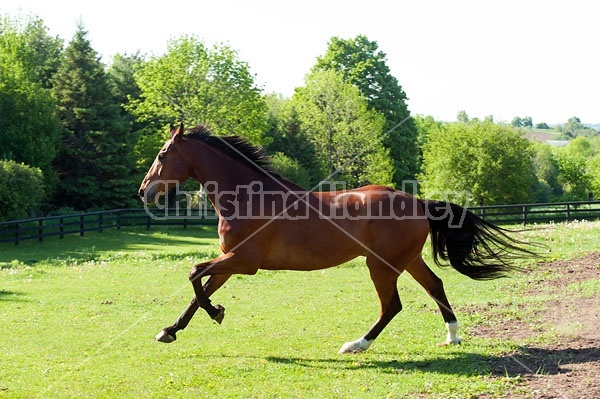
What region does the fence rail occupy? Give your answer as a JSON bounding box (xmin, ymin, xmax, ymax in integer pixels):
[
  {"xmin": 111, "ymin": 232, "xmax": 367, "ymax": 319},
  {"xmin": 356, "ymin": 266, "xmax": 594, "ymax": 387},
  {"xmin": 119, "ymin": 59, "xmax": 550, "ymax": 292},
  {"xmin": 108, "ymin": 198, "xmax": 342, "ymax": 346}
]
[
  {"xmin": 1, "ymin": 200, "xmax": 600, "ymax": 245},
  {"xmin": 470, "ymin": 200, "xmax": 600, "ymax": 225},
  {"xmin": 0, "ymin": 208, "xmax": 217, "ymax": 245}
]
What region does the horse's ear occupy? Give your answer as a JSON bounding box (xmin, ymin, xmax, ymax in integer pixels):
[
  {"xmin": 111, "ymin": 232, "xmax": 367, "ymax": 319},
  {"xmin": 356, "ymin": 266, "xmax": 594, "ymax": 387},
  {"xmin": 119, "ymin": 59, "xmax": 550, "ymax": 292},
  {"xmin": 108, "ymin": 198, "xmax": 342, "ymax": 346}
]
[{"xmin": 170, "ymin": 122, "xmax": 184, "ymax": 141}]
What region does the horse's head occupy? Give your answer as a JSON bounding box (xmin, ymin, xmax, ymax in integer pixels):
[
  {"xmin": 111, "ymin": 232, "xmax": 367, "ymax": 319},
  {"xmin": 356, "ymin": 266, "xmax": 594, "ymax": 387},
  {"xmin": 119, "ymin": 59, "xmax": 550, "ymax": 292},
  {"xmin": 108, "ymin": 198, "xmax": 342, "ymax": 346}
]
[{"xmin": 138, "ymin": 123, "xmax": 190, "ymax": 204}]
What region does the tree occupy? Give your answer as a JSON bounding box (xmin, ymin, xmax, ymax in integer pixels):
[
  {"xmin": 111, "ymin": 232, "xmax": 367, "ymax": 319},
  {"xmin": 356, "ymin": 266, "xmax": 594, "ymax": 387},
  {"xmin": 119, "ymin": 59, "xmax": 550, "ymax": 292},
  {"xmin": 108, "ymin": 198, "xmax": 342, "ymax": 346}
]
[
  {"xmin": 419, "ymin": 120, "xmax": 537, "ymax": 205},
  {"xmin": 51, "ymin": 23, "xmax": 136, "ymax": 210},
  {"xmin": 312, "ymin": 35, "xmax": 418, "ymax": 185},
  {"xmin": 587, "ymin": 155, "xmax": 600, "ymax": 198},
  {"xmin": 535, "ymin": 122, "xmax": 550, "ymax": 129},
  {"xmin": 522, "ymin": 116, "xmax": 533, "ymax": 128},
  {"xmin": 127, "ymin": 35, "xmax": 267, "ymax": 167},
  {"xmin": 532, "ymin": 142, "xmax": 561, "ymax": 202},
  {"xmin": 0, "ymin": 16, "xmax": 62, "ymax": 192},
  {"xmin": 553, "ymin": 150, "xmax": 592, "ymax": 200},
  {"xmin": 270, "ymin": 152, "xmax": 312, "ymax": 189},
  {"xmin": 292, "ymin": 70, "xmax": 393, "ymax": 188},
  {"xmin": 558, "ymin": 116, "xmax": 597, "ymax": 139},
  {"xmin": 511, "ymin": 116, "xmax": 523, "ymax": 127},
  {"xmin": 263, "ymin": 94, "xmax": 321, "ymax": 186},
  {"xmin": 457, "ymin": 110, "xmax": 470, "ymax": 123},
  {"xmin": 0, "ymin": 15, "xmax": 63, "ymax": 87}
]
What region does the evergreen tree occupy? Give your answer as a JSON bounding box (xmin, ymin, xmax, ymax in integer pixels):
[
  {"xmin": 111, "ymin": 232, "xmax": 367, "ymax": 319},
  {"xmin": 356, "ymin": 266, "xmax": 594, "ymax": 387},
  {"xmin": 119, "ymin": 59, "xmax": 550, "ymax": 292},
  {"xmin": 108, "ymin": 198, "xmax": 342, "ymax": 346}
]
[
  {"xmin": 51, "ymin": 23, "xmax": 136, "ymax": 210},
  {"xmin": 264, "ymin": 94, "xmax": 320, "ymax": 186},
  {"xmin": 313, "ymin": 35, "xmax": 418, "ymax": 186}
]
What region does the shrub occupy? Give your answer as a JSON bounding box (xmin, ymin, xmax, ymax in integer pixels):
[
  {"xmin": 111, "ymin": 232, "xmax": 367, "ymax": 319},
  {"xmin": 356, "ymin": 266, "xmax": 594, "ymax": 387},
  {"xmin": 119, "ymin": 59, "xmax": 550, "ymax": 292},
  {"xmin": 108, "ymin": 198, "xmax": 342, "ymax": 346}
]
[{"xmin": 0, "ymin": 160, "xmax": 45, "ymax": 221}]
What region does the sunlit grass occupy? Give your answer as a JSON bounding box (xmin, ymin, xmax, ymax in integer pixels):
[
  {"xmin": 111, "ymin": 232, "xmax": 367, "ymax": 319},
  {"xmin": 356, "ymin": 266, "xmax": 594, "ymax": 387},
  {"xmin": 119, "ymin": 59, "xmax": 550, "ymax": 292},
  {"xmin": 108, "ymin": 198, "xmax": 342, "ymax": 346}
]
[{"xmin": 1, "ymin": 221, "xmax": 598, "ymax": 398}]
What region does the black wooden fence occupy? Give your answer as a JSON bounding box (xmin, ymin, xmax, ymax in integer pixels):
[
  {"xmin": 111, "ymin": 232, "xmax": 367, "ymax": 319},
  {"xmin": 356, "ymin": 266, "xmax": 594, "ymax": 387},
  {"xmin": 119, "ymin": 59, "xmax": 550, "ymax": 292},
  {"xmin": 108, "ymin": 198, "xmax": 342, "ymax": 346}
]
[
  {"xmin": 1, "ymin": 200, "xmax": 600, "ymax": 245},
  {"xmin": 0, "ymin": 208, "xmax": 217, "ymax": 245}
]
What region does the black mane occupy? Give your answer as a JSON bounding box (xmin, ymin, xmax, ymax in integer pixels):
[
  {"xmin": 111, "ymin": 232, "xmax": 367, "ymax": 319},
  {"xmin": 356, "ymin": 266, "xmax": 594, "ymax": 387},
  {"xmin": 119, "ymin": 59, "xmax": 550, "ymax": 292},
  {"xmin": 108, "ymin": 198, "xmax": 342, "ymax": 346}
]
[{"xmin": 184, "ymin": 124, "xmax": 279, "ymax": 177}]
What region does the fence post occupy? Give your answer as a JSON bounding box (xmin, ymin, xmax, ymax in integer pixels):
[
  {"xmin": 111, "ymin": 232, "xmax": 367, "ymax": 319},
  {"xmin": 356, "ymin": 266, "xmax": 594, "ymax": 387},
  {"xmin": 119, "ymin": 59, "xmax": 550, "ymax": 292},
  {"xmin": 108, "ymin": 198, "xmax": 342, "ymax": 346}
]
[
  {"xmin": 60, "ymin": 217, "xmax": 64, "ymax": 239},
  {"xmin": 116, "ymin": 211, "xmax": 121, "ymax": 230},
  {"xmin": 80, "ymin": 215, "xmax": 85, "ymax": 236},
  {"xmin": 147, "ymin": 214, "xmax": 152, "ymax": 231},
  {"xmin": 98, "ymin": 213, "xmax": 103, "ymax": 233},
  {"xmin": 566, "ymin": 203, "xmax": 571, "ymax": 221},
  {"xmin": 14, "ymin": 222, "xmax": 19, "ymax": 245},
  {"xmin": 38, "ymin": 219, "xmax": 44, "ymax": 242},
  {"xmin": 522, "ymin": 206, "xmax": 527, "ymax": 226}
]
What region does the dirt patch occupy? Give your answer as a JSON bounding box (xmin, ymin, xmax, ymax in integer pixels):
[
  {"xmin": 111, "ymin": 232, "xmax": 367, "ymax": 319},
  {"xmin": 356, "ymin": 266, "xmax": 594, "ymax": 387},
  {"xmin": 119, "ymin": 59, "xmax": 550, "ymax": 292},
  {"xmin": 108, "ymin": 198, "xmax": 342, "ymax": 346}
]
[
  {"xmin": 524, "ymin": 252, "xmax": 600, "ymax": 295},
  {"xmin": 472, "ymin": 253, "xmax": 600, "ymax": 398}
]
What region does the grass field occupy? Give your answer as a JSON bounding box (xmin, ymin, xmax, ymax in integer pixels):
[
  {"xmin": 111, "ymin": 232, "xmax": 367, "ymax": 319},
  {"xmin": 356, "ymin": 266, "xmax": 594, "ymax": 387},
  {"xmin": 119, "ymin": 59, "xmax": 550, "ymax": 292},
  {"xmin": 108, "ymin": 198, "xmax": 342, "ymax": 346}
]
[{"xmin": 1, "ymin": 222, "xmax": 598, "ymax": 398}]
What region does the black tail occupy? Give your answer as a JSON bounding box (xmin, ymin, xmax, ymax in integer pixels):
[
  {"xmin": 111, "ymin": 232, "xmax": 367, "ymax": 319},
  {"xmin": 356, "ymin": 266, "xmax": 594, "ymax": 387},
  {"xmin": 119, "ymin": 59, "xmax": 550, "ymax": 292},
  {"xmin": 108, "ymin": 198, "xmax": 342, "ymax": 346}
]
[{"xmin": 424, "ymin": 200, "xmax": 536, "ymax": 280}]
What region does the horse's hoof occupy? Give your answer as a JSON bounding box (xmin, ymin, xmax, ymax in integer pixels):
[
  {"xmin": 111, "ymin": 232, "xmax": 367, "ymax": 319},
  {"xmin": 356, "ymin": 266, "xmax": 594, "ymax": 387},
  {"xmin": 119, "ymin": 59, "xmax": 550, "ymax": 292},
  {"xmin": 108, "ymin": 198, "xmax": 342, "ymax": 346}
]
[
  {"xmin": 338, "ymin": 337, "xmax": 372, "ymax": 354},
  {"xmin": 155, "ymin": 329, "xmax": 176, "ymax": 343},
  {"xmin": 436, "ymin": 339, "xmax": 461, "ymax": 347},
  {"xmin": 212, "ymin": 305, "xmax": 225, "ymax": 324}
]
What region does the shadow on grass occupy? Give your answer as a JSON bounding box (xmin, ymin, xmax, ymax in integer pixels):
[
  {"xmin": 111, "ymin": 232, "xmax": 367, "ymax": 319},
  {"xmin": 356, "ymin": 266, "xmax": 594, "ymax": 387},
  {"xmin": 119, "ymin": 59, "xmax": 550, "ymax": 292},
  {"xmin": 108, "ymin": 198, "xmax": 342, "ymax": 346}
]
[
  {"xmin": 0, "ymin": 290, "xmax": 26, "ymax": 302},
  {"xmin": 266, "ymin": 344, "xmax": 600, "ymax": 376},
  {"xmin": 488, "ymin": 343, "xmax": 600, "ymax": 376},
  {"xmin": 266, "ymin": 353, "xmax": 488, "ymax": 376},
  {"xmin": 0, "ymin": 226, "xmax": 219, "ymax": 266}
]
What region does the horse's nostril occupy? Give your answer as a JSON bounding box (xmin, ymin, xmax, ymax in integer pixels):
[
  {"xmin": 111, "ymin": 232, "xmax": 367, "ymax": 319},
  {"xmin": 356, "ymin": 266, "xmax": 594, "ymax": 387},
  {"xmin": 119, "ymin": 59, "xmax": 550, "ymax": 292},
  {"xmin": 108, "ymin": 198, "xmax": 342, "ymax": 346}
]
[{"xmin": 138, "ymin": 188, "xmax": 145, "ymax": 198}]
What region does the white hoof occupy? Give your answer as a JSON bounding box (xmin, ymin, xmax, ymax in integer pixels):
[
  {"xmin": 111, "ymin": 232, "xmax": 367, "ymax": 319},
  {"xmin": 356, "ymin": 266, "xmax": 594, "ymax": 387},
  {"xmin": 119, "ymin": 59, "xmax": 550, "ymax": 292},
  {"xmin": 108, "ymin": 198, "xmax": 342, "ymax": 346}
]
[
  {"xmin": 155, "ymin": 329, "xmax": 176, "ymax": 343},
  {"xmin": 438, "ymin": 321, "xmax": 460, "ymax": 346},
  {"xmin": 338, "ymin": 337, "xmax": 373, "ymax": 354}
]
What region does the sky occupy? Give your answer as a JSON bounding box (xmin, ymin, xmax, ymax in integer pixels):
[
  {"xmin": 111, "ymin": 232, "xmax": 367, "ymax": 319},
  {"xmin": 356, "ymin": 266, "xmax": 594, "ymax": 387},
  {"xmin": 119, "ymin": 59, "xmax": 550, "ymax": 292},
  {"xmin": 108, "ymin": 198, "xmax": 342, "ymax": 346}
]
[{"xmin": 2, "ymin": 0, "xmax": 599, "ymax": 124}]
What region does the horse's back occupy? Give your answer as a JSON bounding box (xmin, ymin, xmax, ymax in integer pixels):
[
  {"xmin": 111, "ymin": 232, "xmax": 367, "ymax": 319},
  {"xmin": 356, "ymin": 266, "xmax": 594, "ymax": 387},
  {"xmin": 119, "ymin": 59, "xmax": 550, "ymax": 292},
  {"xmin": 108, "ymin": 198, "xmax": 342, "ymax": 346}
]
[{"xmin": 258, "ymin": 186, "xmax": 430, "ymax": 270}]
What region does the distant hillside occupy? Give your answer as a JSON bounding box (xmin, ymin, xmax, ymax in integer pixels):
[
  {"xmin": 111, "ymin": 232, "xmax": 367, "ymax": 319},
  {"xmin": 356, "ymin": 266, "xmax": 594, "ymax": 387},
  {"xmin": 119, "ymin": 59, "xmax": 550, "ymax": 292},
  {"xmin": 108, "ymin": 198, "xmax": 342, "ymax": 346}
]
[
  {"xmin": 585, "ymin": 123, "xmax": 600, "ymax": 130},
  {"xmin": 522, "ymin": 129, "xmax": 561, "ymax": 143}
]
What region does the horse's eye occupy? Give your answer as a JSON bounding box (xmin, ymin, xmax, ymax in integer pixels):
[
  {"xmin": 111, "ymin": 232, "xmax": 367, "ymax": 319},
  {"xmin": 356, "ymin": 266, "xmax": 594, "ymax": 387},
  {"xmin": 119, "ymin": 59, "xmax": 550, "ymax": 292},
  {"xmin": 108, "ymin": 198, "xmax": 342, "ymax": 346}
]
[{"xmin": 158, "ymin": 152, "xmax": 166, "ymax": 161}]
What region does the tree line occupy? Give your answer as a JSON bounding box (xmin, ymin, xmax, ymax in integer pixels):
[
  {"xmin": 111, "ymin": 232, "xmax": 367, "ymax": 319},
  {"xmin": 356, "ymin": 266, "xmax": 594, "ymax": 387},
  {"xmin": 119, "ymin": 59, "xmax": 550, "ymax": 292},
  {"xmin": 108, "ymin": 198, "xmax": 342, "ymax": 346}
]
[{"xmin": 1, "ymin": 15, "xmax": 598, "ymax": 221}]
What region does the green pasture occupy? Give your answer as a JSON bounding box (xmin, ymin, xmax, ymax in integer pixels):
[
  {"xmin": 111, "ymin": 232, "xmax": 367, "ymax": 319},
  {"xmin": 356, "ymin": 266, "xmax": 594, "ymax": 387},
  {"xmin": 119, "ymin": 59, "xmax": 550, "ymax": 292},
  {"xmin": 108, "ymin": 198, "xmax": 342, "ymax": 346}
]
[{"xmin": 1, "ymin": 222, "xmax": 598, "ymax": 398}]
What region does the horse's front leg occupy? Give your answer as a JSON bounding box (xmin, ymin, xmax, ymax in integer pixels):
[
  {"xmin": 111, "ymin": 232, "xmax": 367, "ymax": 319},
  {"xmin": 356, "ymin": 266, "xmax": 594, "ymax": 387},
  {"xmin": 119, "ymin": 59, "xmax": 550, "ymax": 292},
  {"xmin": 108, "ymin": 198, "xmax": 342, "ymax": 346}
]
[{"xmin": 156, "ymin": 273, "xmax": 232, "ymax": 343}]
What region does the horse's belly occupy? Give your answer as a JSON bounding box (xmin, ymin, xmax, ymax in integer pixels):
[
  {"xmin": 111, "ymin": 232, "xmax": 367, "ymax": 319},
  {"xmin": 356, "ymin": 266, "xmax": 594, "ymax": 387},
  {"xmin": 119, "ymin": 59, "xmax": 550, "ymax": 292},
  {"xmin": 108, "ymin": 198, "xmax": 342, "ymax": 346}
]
[{"xmin": 260, "ymin": 221, "xmax": 366, "ymax": 270}]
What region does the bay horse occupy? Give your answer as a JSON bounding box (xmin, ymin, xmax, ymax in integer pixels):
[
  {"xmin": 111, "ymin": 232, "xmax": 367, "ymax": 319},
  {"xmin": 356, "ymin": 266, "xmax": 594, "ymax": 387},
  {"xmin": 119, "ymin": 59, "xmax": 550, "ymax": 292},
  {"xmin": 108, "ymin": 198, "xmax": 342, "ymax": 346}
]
[{"xmin": 138, "ymin": 123, "xmax": 533, "ymax": 354}]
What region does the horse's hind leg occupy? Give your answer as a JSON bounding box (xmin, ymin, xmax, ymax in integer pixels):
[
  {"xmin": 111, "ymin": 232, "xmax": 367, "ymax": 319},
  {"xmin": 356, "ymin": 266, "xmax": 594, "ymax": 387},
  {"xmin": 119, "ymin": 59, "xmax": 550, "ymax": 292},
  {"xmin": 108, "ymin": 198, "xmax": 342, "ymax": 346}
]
[
  {"xmin": 406, "ymin": 256, "xmax": 461, "ymax": 345},
  {"xmin": 156, "ymin": 273, "xmax": 232, "ymax": 343},
  {"xmin": 339, "ymin": 258, "xmax": 402, "ymax": 354}
]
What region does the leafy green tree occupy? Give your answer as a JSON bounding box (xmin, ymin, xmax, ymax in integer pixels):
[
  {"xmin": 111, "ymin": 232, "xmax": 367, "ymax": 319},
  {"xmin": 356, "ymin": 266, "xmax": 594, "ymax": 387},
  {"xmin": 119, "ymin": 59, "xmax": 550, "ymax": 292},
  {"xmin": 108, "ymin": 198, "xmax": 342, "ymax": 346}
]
[
  {"xmin": 0, "ymin": 15, "xmax": 63, "ymax": 87},
  {"xmin": 587, "ymin": 155, "xmax": 600, "ymax": 198},
  {"xmin": 51, "ymin": 23, "xmax": 136, "ymax": 210},
  {"xmin": 535, "ymin": 122, "xmax": 550, "ymax": 129},
  {"xmin": 270, "ymin": 152, "xmax": 312, "ymax": 188},
  {"xmin": 292, "ymin": 70, "xmax": 393, "ymax": 188},
  {"xmin": 532, "ymin": 142, "xmax": 562, "ymax": 201},
  {"xmin": 522, "ymin": 116, "xmax": 533, "ymax": 128},
  {"xmin": 0, "ymin": 160, "xmax": 45, "ymax": 221},
  {"xmin": 413, "ymin": 115, "xmax": 443, "ymax": 174},
  {"xmin": 127, "ymin": 35, "xmax": 267, "ymax": 167},
  {"xmin": 558, "ymin": 116, "xmax": 598, "ymax": 139},
  {"xmin": 566, "ymin": 136, "xmax": 594, "ymax": 158},
  {"xmin": 312, "ymin": 35, "xmax": 418, "ymax": 185},
  {"xmin": 553, "ymin": 150, "xmax": 592, "ymax": 200},
  {"xmin": 0, "ymin": 16, "xmax": 62, "ymax": 192},
  {"xmin": 419, "ymin": 120, "xmax": 537, "ymax": 205},
  {"xmin": 511, "ymin": 116, "xmax": 523, "ymax": 127}
]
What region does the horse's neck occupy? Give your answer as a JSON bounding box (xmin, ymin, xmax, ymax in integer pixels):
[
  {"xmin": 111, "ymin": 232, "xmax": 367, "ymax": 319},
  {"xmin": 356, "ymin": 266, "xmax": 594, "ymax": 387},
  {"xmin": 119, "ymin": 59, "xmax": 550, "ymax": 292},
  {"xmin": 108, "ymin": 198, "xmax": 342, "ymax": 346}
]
[{"xmin": 186, "ymin": 142, "xmax": 272, "ymax": 206}]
